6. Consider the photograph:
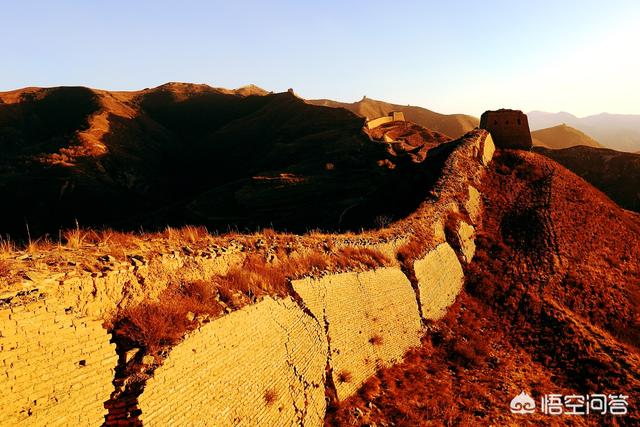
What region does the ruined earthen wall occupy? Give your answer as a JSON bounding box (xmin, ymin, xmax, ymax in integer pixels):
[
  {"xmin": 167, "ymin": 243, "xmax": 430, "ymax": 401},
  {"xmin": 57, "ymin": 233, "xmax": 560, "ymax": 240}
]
[
  {"xmin": 365, "ymin": 115, "xmax": 393, "ymax": 129},
  {"xmin": 292, "ymin": 268, "xmax": 422, "ymax": 400},
  {"xmin": 0, "ymin": 129, "xmax": 496, "ymax": 426},
  {"xmin": 0, "ymin": 299, "xmax": 117, "ymax": 426},
  {"xmin": 41, "ymin": 249, "xmax": 244, "ymax": 319},
  {"xmin": 138, "ymin": 297, "xmax": 327, "ymax": 427},
  {"xmin": 414, "ymin": 243, "xmax": 465, "ymax": 320}
]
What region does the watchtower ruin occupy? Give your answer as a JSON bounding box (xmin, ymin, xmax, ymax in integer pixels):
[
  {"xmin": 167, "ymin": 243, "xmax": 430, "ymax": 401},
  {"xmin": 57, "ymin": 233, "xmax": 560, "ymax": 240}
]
[{"xmin": 480, "ymin": 109, "xmax": 532, "ymax": 150}]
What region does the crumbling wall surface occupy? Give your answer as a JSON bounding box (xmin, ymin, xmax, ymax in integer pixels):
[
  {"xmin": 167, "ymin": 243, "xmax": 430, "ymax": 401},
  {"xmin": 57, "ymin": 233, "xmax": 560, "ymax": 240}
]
[
  {"xmin": 414, "ymin": 243, "xmax": 465, "ymax": 320},
  {"xmin": 0, "ymin": 299, "xmax": 117, "ymax": 427},
  {"xmin": 480, "ymin": 133, "xmax": 496, "ymax": 166},
  {"xmin": 138, "ymin": 297, "xmax": 328, "ymax": 427},
  {"xmin": 292, "ymin": 268, "xmax": 422, "ymax": 400},
  {"xmin": 365, "ymin": 115, "xmax": 393, "ymax": 129},
  {"xmin": 453, "ymin": 221, "xmax": 476, "ymax": 263},
  {"xmin": 465, "ymin": 185, "xmax": 482, "ymax": 225},
  {"xmin": 45, "ymin": 249, "xmax": 244, "ymax": 320}
]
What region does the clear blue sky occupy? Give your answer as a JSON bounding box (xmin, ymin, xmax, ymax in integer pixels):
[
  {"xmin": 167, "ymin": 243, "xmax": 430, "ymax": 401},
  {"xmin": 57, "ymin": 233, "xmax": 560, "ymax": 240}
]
[{"xmin": 2, "ymin": 0, "xmax": 639, "ymax": 117}]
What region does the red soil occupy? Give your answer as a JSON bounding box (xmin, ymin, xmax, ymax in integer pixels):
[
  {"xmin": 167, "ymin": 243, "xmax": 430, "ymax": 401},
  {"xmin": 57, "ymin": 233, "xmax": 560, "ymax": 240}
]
[{"xmin": 327, "ymin": 150, "xmax": 640, "ymax": 426}]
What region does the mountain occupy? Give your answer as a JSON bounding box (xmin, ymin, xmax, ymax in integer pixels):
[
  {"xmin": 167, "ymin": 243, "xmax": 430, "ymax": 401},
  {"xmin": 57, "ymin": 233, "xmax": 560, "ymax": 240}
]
[
  {"xmin": 528, "ymin": 110, "xmax": 640, "ymax": 153},
  {"xmin": 531, "ymin": 124, "xmax": 602, "ymax": 149},
  {"xmin": 0, "ymin": 83, "xmax": 452, "ymax": 239},
  {"xmin": 535, "ymin": 145, "xmax": 640, "ymax": 212},
  {"xmin": 329, "ymin": 149, "xmax": 640, "ymax": 425},
  {"xmin": 307, "ymin": 97, "xmax": 478, "ymax": 139}
]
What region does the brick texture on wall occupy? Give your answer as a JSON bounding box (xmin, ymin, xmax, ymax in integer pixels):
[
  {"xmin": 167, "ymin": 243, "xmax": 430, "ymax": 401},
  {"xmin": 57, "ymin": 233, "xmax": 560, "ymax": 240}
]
[
  {"xmin": 0, "ymin": 300, "xmax": 117, "ymax": 426},
  {"xmin": 292, "ymin": 268, "xmax": 423, "ymax": 401},
  {"xmin": 414, "ymin": 243, "xmax": 465, "ymax": 320},
  {"xmin": 138, "ymin": 297, "xmax": 328, "ymax": 427}
]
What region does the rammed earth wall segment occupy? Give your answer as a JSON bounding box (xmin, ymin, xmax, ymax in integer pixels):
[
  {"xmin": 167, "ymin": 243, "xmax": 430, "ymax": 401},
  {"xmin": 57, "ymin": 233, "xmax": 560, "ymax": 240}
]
[
  {"xmin": 138, "ymin": 297, "xmax": 328, "ymax": 427},
  {"xmin": 292, "ymin": 268, "xmax": 422, "ymax": 400},
  {"xmin": 0, "ymin": 300, "xmax": 117, "ymax": 426},
  {"xmin": 414, "ymin": 243, "xmax": 465, "ymax": 320},
  {"xmin": 0, "ymin": 129, "xmax": 496, "ymax": 425}
]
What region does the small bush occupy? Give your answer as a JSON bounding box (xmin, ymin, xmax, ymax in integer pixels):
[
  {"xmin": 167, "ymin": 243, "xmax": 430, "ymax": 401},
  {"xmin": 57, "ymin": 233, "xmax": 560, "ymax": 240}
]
[{"xmin": 112, "ymin": 281, "xmax": 223, "ymax": 354}]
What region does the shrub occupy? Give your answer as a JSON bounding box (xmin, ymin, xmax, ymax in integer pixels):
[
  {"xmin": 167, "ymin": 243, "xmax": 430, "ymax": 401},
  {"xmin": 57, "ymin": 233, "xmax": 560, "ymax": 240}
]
[{"xmin": 112, "ymin": 281, "xmax": 223, "ymax": 354}]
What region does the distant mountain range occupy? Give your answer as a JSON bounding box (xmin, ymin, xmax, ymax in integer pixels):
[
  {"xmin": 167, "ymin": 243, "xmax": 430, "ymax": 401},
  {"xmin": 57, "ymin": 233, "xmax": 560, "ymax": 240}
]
[
  {"xmin": 307, "ymin": 97, "xmax": 478, "ymax": 139},
  {"xmin": 528, "ymin": 111, "xmax": 640, "ymax": 153}
]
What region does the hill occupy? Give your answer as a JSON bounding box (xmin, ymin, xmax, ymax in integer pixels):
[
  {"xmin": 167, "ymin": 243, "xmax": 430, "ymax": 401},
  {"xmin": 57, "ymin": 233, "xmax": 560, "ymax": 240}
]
[
  {"xmin": 528, "ymin": 110, "xmax": 640, "ymax": 153},
  {"xmin": 0, "ymin": 83, "xmax": 452, "ymax": 238},
  {"xmin": 535, "ymin": 145, "xmax": 640, "ymax": 212},
  {"xmin": 328, "ymin": 149, "xmax": 640, "ymax": 425},
  {"xmin": 531, "ymin": 123, "xmax": 602, "ymax": 149},
  {"xmin": 307, "ymin": 96, "xmax": 478, "ymax": 139}
]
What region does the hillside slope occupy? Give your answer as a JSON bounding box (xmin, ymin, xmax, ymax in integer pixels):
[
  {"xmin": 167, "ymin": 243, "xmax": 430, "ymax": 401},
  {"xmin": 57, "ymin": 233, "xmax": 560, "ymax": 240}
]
[
  {"xmin": 328, "ymin": 150, "xmax": 640, "ymax": 425},
  {"xmin": 0, "ymin": 84, "xmax": 451, "ymax": 238},
  {"xmin": 531, "ymin": 124, "xmax": 602, "ymax": 149},
  {"xmin": 528, "ymin": 110, "xmax": 640, "ymax": 153},
  {"xmin": 307, "ymin": 97, "xmax": 478, "ymax": 139},
  {"xmin": 535, "ymin": 145, "xmax": 640, "ymax": 212}
]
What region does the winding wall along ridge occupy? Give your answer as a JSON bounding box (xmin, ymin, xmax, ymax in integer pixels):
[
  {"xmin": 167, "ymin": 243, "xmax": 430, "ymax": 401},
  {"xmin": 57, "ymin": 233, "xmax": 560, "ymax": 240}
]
[{"xmin": 0, "ymin": 129, "xmax": 495, "ymax": 426}]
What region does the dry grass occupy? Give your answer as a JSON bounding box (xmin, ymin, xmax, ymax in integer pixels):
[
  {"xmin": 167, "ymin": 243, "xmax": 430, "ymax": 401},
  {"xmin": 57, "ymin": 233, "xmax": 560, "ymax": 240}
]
[
  {"xmin": 163, "ymin": 225, "xmax": 210, "ymax": 245},
  {"xmin": 0, "ymin": 260, "xmax": 11, "ymax": 276},
  {"xmin": 26, "ymin": 237, "xmax": 54, "ymax": 254},
  {"xmin": 63, "ymin": 227, "xmax": 88, "ymax": 249},
  {"xmin": 397, "ymin": 223, "xmax": 436, "ymax": 265},
  {"xmin": 110, "ymin": 245, "xmax": 391, "ymax": 364},
  {"xmin": 111, "ymin": 281, "xmax": 223, "ymax": 355},
  {"xmin": 0, "ymin": 237, "xmax": 15, "ymax": 253},
  {"xmin": 213, "ymin": 247, "xmax": 390, "ymax": 306}
]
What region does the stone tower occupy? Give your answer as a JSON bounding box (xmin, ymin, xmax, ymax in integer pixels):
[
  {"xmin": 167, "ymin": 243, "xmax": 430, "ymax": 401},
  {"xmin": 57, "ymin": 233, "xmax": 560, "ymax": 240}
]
[{"xmin": 480, "ymin": 109, "xmax": 532, "ymax": 150}]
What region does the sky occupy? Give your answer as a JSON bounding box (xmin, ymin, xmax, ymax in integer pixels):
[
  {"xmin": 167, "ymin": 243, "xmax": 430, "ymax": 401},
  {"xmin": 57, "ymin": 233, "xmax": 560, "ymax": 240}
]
[{"xmin": 1, "ymin": 0, "xmax": 639, "ymax": 117}]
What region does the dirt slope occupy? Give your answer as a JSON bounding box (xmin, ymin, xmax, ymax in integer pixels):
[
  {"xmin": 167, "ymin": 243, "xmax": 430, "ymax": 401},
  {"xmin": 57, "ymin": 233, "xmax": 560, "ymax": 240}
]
[
  {"xmin": 328, "ymin": 150, "xmax": 640, "ymax": 426},
  {"xmin": 307, "ymin": 97, "xmax": 478, "ymax": 139},
  {"xmin": 536, "ymin": 145, "xmax": 640, "ymax": 212}
]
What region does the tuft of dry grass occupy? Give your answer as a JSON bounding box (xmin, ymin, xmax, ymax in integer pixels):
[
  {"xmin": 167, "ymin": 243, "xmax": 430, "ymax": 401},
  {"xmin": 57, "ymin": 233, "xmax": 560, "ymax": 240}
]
[
  {"xmin": 163, "ymin": 225, "xmax": 210, "ymax": 245},
  {"xmin": 26, "ymin": 237, "xmax": 54, "ymax": 254},
  {"xmin": 111, "ymin": 280, "xmax": 223, "ymax": 355},
  {"xmin": 0, "ymin": 237, "xmax": 15, "ymax": 253},
  {"xmin": 63, "ymin": 227, "xmax": 88, "ymax": 249}
]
